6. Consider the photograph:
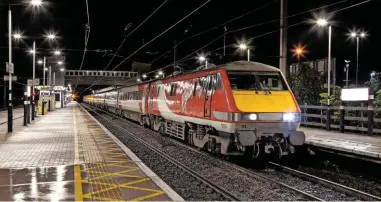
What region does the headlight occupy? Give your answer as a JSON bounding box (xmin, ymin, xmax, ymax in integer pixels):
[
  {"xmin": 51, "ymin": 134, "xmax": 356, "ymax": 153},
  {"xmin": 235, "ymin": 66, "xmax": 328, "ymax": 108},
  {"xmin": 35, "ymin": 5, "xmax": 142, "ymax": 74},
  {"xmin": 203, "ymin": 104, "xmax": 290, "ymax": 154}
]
[
  {"xmin": 236, "ymin": 113, "xmax": 257, "ymax": 121},
  {"xmin": 248, "ymin": 114, "xmax": 257, "ymax": 120},
  {"xmin": 283, "ymin": 113, "xmax": 299, "ymax": 121}
]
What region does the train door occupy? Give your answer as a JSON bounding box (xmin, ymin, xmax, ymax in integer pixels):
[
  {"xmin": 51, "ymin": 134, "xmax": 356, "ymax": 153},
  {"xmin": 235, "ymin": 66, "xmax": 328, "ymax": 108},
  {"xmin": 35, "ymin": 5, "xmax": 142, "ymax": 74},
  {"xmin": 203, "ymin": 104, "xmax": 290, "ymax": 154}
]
[
  {"xmin": 142, "ymin": 83, "xmax": 150, "ymax": 114},
  {"xmin": 149, "ymin": 83, "xmax": 155, "ymax": 113},
  {"xmin": 204, "ymin": 74, "xmax": 216, "ymax": 118},
  {"xmin": 116, "ymin": 90, "xmax": 120, "ymax": 109}
]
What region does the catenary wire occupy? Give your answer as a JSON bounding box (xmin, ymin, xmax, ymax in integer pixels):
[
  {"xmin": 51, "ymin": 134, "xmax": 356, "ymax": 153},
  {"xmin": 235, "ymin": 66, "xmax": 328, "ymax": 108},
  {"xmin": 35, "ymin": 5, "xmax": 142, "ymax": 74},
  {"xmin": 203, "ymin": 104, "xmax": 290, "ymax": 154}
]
[
  {"xmin": 112, "ymin": 0, "xmax": 370, "ymax": 86},
  {"xmin": 81, "ymin": 0, "xmax": 212, "ymax": 93},
  {"xmin": 144, "ymin": 0, "xmax": 348, "ymax": 69}
]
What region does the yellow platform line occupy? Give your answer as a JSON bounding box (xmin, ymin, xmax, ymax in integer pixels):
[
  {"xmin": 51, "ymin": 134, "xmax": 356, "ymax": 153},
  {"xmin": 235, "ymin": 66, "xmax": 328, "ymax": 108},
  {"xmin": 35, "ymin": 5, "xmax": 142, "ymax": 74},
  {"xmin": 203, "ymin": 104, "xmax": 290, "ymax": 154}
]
[
  {"xmin": 74, "ymin": 165, "xmax": 83, "ymax": 201},
  {"xmin": 73, "ymin": 107, "xmax": 80, "ymax": 165},
  {"xmin": 121, "ymin": 185, "xmax": 164, "ymax": 193},
  {"xmin": 130, "ymin": 191, "xmax": 165, "ymax": 201},
  {"xmin": 90, "ymin": 196, "xmax": 124, "ymax": 202},
  {"xmin": 82, "ymin": 177, "xmax": 150, "ymax": 187}
]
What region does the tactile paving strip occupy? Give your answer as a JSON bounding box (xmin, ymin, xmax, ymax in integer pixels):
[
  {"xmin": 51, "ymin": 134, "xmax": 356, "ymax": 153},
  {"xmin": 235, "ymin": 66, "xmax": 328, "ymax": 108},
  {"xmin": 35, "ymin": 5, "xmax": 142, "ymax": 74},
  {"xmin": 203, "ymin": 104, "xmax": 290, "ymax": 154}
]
[{"xmin": 74, "ymin": 107, "xmax": 169, "ymax": 201}]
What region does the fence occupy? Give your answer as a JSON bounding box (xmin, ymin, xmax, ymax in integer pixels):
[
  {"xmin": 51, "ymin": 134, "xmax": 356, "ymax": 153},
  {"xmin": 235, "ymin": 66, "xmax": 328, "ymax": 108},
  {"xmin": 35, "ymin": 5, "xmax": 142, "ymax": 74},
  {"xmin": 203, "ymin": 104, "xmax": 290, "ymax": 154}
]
[{"xmin": 300, "ymin": 104, "xmax": 381, "ymax": 135}]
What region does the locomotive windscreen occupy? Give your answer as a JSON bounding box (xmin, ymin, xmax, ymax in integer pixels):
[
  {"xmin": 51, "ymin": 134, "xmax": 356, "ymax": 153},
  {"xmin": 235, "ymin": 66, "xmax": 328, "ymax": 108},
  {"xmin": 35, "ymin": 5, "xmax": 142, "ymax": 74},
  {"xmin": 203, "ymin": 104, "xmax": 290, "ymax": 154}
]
[{"xmin": 227, "ymin": 71, "xmax": 287, "ymax": 91}]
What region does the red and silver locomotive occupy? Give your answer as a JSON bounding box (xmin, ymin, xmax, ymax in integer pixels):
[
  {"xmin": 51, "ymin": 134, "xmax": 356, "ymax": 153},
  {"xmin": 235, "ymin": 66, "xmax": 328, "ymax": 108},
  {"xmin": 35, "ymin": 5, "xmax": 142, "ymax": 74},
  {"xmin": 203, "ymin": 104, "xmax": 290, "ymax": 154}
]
[{"xmin": 84, "ymin": 61, "xmax": 305, "ymax": 159}]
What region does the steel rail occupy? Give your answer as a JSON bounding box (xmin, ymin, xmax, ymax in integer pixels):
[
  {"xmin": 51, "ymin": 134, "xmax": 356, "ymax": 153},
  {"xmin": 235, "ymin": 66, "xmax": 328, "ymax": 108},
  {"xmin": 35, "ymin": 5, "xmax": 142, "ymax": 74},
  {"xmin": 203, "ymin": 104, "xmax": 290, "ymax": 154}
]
[
  {"xmin": 82, "ymin": 103, "xmax": 323, "ymax": 201},
  {"xmin": 83, "ymin": 104, "xmax": 242, "ymax": 201},
  {"xmin": 268, "ymin": 161, "xmax": 381, "ymax": 201}
]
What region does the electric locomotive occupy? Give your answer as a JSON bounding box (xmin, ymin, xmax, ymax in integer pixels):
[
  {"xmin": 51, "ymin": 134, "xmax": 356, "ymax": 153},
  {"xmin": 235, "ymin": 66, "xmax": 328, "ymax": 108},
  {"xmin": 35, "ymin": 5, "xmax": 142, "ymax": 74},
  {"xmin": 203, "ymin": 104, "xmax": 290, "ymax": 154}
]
[{"xmin": 84, "ymin": 61, "xmax": 305, "ymax": 160}]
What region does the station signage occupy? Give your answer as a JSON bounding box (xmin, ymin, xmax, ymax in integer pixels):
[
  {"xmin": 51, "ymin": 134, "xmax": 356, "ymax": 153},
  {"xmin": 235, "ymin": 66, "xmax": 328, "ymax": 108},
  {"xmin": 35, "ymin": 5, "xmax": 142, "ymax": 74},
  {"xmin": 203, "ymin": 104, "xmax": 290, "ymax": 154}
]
[{"xmin": 341, "ymin": 88, "xmax": 369, "ymax": 101}]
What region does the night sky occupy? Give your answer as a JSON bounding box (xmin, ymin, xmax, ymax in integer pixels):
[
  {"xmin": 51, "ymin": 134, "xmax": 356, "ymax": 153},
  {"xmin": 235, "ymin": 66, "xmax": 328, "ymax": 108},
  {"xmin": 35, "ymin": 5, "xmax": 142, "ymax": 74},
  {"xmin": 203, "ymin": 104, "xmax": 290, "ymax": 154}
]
[{"xmin": 0, "ymin": 0, "xmax": 380, "ymax": 103}]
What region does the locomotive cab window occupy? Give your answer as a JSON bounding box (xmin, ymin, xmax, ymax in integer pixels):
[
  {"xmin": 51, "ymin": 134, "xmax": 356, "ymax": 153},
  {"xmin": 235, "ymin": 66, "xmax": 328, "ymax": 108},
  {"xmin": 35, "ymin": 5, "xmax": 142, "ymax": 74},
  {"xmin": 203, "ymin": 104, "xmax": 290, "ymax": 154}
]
[
  {"xmin": 227, "ymin": 71, "xmax": 287, "ymax": 91},
  {"xmin": 256, "ymin": 72, "xmax": 287, "ymax": 91}
]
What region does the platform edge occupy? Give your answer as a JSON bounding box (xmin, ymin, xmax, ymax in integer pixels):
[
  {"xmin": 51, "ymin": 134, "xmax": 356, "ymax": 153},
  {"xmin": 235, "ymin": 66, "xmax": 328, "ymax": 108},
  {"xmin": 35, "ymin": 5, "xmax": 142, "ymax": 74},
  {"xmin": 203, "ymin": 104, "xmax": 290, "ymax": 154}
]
[{"xmin": 81, "ymin": 104, "xmax": 185, "ymax": 202}]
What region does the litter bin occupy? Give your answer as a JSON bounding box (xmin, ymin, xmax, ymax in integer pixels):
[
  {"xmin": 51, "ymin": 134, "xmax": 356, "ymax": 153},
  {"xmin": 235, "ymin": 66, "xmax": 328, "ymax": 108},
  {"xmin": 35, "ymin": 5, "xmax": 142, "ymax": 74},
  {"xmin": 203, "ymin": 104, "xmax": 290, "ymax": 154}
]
[{"xmin": 38, "ymin": 101, "xmax": 48, "ymax": 115}]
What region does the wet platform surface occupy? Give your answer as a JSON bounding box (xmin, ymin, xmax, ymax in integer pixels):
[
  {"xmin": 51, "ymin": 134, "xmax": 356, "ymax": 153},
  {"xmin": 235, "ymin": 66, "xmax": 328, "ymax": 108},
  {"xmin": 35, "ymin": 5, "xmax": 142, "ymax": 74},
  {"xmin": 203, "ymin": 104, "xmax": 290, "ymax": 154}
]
[
  {"xmin": 302, "ymin": 127, "xmax": 381, "ymax": 160},
  {"xmin": 0, "ymin": 102, "xmax": 182, "ymax": 201}
]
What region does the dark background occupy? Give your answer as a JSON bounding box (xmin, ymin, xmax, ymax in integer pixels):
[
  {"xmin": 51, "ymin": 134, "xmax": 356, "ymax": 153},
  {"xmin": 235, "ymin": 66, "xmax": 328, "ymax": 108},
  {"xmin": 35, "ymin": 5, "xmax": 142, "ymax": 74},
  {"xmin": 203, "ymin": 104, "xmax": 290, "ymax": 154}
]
[{"xmin": 0, "ymin": 0, "xmax": 380, "ymax": 106}]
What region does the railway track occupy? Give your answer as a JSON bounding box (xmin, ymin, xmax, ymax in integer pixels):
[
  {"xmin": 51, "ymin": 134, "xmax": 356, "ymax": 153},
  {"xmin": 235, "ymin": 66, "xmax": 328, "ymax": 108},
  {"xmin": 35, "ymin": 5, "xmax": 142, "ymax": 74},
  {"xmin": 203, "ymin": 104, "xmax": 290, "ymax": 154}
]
[
  {"xmin": 83, "ymin": 103, "xmax": 380, "ymax": 201},
  {"xmin": 83, "ymin": 103, "xmax": 381, "ymax": 201},
  {"xmin": 82, "ymin": 104, "xmax": 323, "ymax": 200},
  {"xmin": 268, "ymin": 161, "xmax": 381, "ymax": 201},
  {"xmin": 83, "ymin": 104, "xmax": 241, "ymax": 201}
]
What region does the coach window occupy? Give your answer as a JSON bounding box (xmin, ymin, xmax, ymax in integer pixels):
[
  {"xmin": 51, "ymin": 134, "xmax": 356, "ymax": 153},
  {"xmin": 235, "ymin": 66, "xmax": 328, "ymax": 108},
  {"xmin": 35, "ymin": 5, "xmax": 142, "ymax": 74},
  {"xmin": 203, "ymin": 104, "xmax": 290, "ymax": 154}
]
[
  {"xmin": 209, "ymin": 75, "xmax": 216, "ymax": 91},
  {"xmin": 134, "ymin": 92, "xmax": 138, "ymax": 100},
  {"xmin": 170, "ymin": 83, "xmax": 177, "ymax": 96},
  {"xmin": 215, "ymin": 73, "xmax": 223, "ymax": 90},
  {"xmin": 203, "ymin": 76, "xmax": 211, "ymax": 92},
  {"xmin": 193, "ymin": 80, "xmax": 198, "ymax": 96},
  {"xmin": 199, "ymin": 77, "xmax": 205, "ymax": 93}
]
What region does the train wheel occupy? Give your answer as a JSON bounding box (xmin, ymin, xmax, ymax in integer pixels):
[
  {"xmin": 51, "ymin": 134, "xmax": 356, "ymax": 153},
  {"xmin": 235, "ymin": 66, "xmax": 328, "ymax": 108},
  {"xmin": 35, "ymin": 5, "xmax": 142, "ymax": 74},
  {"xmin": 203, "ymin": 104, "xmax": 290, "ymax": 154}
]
[{"xmin": 159, "ymin": 124, "xmax": 166, "ymax": 135}]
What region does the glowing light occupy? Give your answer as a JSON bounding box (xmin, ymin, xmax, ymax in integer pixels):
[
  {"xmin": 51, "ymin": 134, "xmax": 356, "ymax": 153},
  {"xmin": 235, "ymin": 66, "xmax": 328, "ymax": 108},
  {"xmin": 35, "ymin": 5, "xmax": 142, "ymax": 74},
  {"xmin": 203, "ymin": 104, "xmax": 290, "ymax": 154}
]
[
  {"xmin": 158, "ymin": 70, "xmax": 163, "ymax": 75},
  {"xmin": 370, "ymin": 71, "xmax": 376, "ymax": 78},
  {"xmin": 29, "ymin": 49, "xmax": 35, "ymax": 54},
  {"xmin": 291, "ymin": 43, "xmax": 307, "ymax": 59},
  {"xmin": 54, "ymin": 50, "xmax": 61, "ymax": 55},
  {"xmin": 249, "ymin": 114, "xmax": 257, "ymax": 120},
  {"xmin": 30, "ymin": 0, "xmax": 42, "ymax": 6},
  {"xmin": 239, "ymin": 44, "xmax": 247, "ymax": 50},
  {"xmin": 44, "ymin": 68, "xmax": 48, "ymax": 71},
  {"xmin": 13, "ymin": 33, "xmax": 22, "ymax": 39},
  {"xmin": 283, "ymin": 113, "xmax": 297, "ymax": 121},
  {"xmin": 142, "ymin": 74, "xmax": 147, "ymax": 78},
  {"xmin": 198, "ymin": 56, "xmax": 206, "ymax": 61},
  {"xmin": 360, "ymin": 32, "xmax": 366, "ymax": 38},
  {"xmin": 316, "ymin": 18, "xmax": 328, "ymax": 26},
  {"xmin": 37, "ymin": 60, "xmax": 43, "ymax": 64},
  {"xmin": 57, "ymin": 61, "xmax": 63, "ymax": 65},
  {"xmin": 59, "ymin": 68, "xmax": 65, "ymax": 72},
  {"xmin": 155, "ymin": 75, "xmax": 159, "ymax": 78},
  {"xmin": 47, "ymin": 34, "xmax": 56, "ymax": 40},
  {"xmin": 137, "ymin": 78, "xmax": 141, "ymax": 82},
  {"xmin": 350, "ymin": 32, "xmax": 357, "ymax": 38}
]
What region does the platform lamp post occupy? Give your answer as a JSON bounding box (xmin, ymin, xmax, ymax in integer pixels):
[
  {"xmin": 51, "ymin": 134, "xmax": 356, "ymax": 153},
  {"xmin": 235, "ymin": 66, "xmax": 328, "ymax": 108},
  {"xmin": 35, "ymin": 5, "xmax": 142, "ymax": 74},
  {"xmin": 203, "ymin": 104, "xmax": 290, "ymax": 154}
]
[
  {"xmin": 349, "ymin": 31, "xmax": 367, "ymax": 86},
  {"xmin": 344, "ymin": 60, "xmax": 350, "ymax": 86},
  {"xmin": 38, "ymin": 50, "xmax": 62, "ymax": 86},
  {"xmin": 315, "ymin": 18, "xmax": 332, "ymax": 106},
  {"xmin": 6, "ymin": 0, "xmax": 44, "ymax": 132},
  {"xmin": 22, "ymin": 33, "xmax": 58, "ymax": 120},
  {"xmin": 58, "ymin": 61, "xmax": 65, "ymax": 109},
  {"xmin": 315, "ymin": 18, "xmax": 333, "ymax": 130}
]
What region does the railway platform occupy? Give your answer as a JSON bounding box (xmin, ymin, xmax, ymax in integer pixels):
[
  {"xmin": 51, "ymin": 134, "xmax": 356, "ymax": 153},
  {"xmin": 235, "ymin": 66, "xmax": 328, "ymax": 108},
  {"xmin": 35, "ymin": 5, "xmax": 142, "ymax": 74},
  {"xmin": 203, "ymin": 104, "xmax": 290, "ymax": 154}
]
[
  {"xmin": 0, "ymin": 107, "xmax": 25, "ymax": 136},
  {"xmin": 0, "ymin": 101, "xmax": 183, "ymax": 201},
  {"xmin": 302, "ymin": 127, "xmax": 381, "ymax": 162}
]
